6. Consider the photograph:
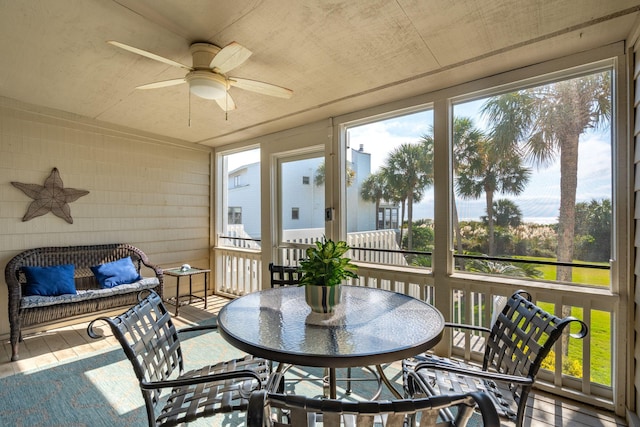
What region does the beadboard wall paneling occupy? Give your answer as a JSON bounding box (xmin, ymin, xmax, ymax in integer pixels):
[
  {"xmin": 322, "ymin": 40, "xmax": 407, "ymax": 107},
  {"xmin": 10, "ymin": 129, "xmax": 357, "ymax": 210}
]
[{"xmin": 0, "ymin": 100, "xmax": 213, "ymax": 337}]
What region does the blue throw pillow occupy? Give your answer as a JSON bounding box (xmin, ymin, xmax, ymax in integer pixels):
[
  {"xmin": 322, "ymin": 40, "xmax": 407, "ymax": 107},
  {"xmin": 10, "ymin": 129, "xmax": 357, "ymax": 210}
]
[
  {"xmin": 23, "ymin": 264, "xmax": 77, "ymax": 296},
  {"xmin": 91, "ymin": 257, "xmax": 142, "ymax": 288}
]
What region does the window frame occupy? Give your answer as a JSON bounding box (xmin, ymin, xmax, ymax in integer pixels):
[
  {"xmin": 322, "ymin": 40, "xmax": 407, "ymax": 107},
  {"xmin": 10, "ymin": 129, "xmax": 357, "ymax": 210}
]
[
  {"xmin": 332, "ymin": 45, "xmax": 627, "ymax": 295},
  {"xmin": 337, "ymin": 105, "xmax": 436, "ymax": 269},
  {"xmin": 448, "ymin": 66, "xmax": 615, "ymax": 288},
  {"xmin": 215, "ymin": 145, "xmax": 261, "ymax": 249}
]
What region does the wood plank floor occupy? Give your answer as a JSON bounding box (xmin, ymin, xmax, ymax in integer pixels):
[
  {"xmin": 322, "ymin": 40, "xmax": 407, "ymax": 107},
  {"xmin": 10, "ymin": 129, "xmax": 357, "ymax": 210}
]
[{"xmin": 0, "ymin": 295, "xmax": 627, "ymax": 427}]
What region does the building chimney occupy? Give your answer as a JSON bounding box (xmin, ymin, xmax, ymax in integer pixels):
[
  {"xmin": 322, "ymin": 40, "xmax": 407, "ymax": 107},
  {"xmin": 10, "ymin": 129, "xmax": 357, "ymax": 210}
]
[{"xmin": 359, "ymin": 144, "xmax": 364, "ymax": 152}]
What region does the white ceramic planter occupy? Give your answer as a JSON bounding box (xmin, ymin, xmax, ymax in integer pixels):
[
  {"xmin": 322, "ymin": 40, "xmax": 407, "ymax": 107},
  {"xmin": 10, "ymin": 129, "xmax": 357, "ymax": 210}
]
[{"xmin": 304, "ymin": 285, "xmax": 342, "ymax": 313}]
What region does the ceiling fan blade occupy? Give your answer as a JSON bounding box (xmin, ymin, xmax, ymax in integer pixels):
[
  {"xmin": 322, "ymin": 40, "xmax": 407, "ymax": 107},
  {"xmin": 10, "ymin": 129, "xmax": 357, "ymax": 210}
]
[
  {"xmin": 108, "ymin": 41, "xmax": 192, "ymax": 70},
  {"xmin": 215, "ymin": 93, "xmax": 237, "ymax": 111},
  {"xmin": 210, "ymin": 42, "xmax": 252, "ymax": 74},
  {"xmin": 136, "ymin": 78, "xmax": 186, "ymax": 90},
  {"xmin": 229, "ymin": 77, "xmax": 293, "ymax": 99}
]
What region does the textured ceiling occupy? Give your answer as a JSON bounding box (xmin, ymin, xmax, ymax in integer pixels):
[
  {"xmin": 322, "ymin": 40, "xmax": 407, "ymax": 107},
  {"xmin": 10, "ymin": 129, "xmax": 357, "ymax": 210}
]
[{"xmin": 0, "ymin": 0, "xmax": 639, "ymax": 147}]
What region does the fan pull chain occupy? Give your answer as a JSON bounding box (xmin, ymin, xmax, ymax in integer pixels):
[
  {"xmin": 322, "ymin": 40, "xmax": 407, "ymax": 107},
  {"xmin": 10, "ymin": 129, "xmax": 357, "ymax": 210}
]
[
  {"xmin": 225, "ymin": 93, "xmax": 228, "ymax": 121},
  {"xmin": 188, "ymin": 90, "xmax": 192, "ymax": 127}
]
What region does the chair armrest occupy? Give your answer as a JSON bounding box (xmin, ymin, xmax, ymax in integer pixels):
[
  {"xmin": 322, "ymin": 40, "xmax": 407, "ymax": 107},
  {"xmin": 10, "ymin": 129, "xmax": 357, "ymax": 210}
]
[
  {"xmin": 413, "ymin": 359, "xmax": 534, "ymax": 386},
  {"xmin": 178, "ymin": 324, "xmax": 218, "ymax": 333},
  {"xmin": 444, "ymin": 322, "xmax": 491, "ymax": 334},
  {"xmin": 247, "ymin": 390, "xmax": 267, "ymax": 427},
  {"xmin": 468, "ymin": 392, "xmax": 501, "ymax": 427},
  {"xmin": 566, "ymin": 317, "xmax": 589, "ymax": 339},
  {"xmin": 135, "ymin": 248, "xmax": 163, "ymax": 279},
  {"xmin": 87, "ymin": 317, "xmax": 112, "ymax": 339},
  {"xmin": 141, "ymin": 259, "xmax": 163, "ymax": 279},
  {"xmin": 140, "ymin": 369, "xmax": 263, "ymax": 390}
]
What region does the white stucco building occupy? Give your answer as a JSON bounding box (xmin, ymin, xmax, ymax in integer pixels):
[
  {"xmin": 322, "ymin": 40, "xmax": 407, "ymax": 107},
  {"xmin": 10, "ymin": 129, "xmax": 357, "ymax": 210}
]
[{"xmin": 227, "ymin": 147, "xmax": 398, "ymax": 239}]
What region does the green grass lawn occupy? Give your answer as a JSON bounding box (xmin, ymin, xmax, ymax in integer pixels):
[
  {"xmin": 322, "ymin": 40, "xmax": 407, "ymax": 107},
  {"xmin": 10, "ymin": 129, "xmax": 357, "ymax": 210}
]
[
  {"xmin": 537, "ymin": 302, "xmax": 611, "ymax": 385},
  {"xmin": 527, "ymin": 258, "xmax": 610, "ymax": 286},
  {"xmin": 538, "ymin": 264, "xmax": 610, "ymax": 286},
  {"xmin": 456, "ymin": 257, "xmax": 612, "ymax": 385},
  {"xmin": 458, "ymin": 299, "xmax": 611, "ymax": 385},
  {"xmin": 533, "ymin": 260, "xmax": 611, "ymax": 384}
]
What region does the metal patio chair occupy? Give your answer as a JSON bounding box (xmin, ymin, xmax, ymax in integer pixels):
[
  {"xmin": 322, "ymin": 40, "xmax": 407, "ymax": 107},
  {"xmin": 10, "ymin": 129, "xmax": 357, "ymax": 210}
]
[
  {"xmin": 247, "ymin": 372, "xmax": 500, "ymax": 427},
  {"xmin": 87, "ymin": 290, "xmax": 270, "ymax": 427},
  {"xmin": 402, "ymin": 290, "xmax": 588, "ymax": 427},
  {"xmin": 269, "ymin": 263, "xmax": 303, "ymax": 287}
]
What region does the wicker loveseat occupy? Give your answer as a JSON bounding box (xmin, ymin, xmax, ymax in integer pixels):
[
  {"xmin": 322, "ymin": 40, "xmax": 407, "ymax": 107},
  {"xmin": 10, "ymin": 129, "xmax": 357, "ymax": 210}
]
[{"xmin": 5, "ymin": 243, "xmax": 163, "ymax": 361}]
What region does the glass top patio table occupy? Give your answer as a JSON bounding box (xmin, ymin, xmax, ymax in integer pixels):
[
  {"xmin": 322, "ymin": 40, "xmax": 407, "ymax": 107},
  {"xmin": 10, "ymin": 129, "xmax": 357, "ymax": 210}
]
[{"xmin": 217, "ymin": 285, "xmax": 444, "ymax": 398}]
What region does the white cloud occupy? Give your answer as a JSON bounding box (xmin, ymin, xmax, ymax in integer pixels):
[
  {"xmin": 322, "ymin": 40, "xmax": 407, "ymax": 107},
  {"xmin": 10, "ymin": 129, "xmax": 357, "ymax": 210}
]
[
  {"xmin": 347, "ymin": 104, "xmax": 611, "ymax": 224},
  {"xmin": 348, "ymin": 111, "xmax": 432, "ymax": 171}
]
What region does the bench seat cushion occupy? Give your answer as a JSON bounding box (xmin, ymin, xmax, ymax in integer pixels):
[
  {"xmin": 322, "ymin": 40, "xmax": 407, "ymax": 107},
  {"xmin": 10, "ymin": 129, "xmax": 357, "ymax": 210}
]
[{"xmin": 20, "ymin": 277, "xmax": 160, "ymax": 309}]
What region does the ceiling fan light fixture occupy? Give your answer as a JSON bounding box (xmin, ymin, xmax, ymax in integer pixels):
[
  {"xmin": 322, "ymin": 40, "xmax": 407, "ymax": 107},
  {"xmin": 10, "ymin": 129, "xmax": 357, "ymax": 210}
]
[
  {"xmin": 186, "ymin": 71, "xmax": 227, "ymax": 100},
  {"xmin": 109, "ymin": 40, "xmax": 292, "ymax": 111}
]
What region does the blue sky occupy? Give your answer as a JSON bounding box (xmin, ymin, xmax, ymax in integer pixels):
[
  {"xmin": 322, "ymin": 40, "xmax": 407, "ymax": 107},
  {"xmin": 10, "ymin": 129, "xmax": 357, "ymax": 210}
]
[
  {"xmin": 227, "ymin": 97, "xmax": 612, "ymax": 225},
  {"xmin": 348, "ymin": 100, "xmax": 612, "ymax": 224}
]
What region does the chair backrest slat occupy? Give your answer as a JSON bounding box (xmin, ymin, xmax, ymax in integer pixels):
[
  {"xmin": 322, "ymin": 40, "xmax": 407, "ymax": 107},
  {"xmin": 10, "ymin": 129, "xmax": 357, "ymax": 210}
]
[
  {"xmin": 268, "ymin": 263, "xmax": 302, "ymax": 287},
  {"xmin": 247, "ymin": 388, "xmax": 501, "ymax": 427},
  {"xmin": 485, "ymin": 291, "xmax": 585, "ymax": 377},
  {"xmin": 87, "ymin": 291, "xmax": 183, "ymax": 425},
  {"xmin": 483, "ymin": 290, "xmax": 588, "ymax": 425}
]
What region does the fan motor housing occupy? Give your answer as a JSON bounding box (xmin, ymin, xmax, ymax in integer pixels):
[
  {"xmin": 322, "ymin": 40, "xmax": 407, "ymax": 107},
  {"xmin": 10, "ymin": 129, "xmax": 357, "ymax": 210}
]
[{"xmin": 189, "ymin": 43, "xmax": 221, "ymax": 69}]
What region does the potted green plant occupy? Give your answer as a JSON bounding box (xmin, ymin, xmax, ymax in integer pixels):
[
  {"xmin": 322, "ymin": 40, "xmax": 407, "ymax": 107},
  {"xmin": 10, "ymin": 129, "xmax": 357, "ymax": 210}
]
[{"xmin": 299, "ymin": 238, "xmax": 358, "ymax": 313}]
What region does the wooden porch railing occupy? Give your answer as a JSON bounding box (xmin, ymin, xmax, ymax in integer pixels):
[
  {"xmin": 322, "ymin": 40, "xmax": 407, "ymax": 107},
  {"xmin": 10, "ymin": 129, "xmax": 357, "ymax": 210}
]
[
  {"xmin": 215, "ymin": 247, "xmax": 261, "ymax": 297},
  {"xmin": 212, "ymin": 247, "xmax": 618, "ymax": 414}
]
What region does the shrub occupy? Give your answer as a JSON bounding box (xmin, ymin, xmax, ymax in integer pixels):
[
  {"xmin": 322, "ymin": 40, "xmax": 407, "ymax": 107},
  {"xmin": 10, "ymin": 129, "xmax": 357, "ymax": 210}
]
[{"xmin": 541, "ymin": 350, "xmax": 583, "ymax": 378}]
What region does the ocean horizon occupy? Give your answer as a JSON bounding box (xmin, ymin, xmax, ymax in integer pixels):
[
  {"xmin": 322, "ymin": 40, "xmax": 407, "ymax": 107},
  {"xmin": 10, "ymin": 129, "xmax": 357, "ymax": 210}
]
[{"xmin": 457, "ymin": 216, "xmax": 557, "ymax": 225}]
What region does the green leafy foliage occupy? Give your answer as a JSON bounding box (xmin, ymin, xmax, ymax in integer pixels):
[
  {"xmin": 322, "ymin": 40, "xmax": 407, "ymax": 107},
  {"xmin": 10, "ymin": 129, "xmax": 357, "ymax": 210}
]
[
  {"xmin": 299, "ymin": 238, "xmax": 359, "ymax": 287},
  {"xmin": 541, "ymin": 350, "xmax": 583, "ymax": 378},
  {"xmin": 574, "ymin": 198, "xmax": 611, "ymax": 262}
]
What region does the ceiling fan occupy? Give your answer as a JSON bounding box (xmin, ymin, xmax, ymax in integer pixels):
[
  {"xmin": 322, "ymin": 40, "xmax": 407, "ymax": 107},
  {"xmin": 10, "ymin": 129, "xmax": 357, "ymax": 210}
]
[{"xmin": 108, "ymin": 40, "xmax": 293, "ymax": 112}]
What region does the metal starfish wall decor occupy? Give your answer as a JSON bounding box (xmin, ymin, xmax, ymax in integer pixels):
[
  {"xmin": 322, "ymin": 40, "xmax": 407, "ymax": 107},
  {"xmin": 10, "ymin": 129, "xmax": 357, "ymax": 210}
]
[{"xmin": 11, "ymin": 167, "xmax": 89, "ymax": 224}]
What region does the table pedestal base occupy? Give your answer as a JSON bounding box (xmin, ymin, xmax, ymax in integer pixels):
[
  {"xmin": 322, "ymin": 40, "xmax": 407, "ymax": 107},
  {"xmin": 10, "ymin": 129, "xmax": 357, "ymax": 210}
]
[{"xmin": 276, "ymin": 364, "xmax": 383, "ymax": 400}]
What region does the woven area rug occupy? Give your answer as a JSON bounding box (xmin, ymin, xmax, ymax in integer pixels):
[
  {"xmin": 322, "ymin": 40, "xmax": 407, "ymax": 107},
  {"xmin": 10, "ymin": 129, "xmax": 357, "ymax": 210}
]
[
  {"xmin": 0, "ymin": 318, "xmax": 252, "ymax": 426},
  {"xmin": 0, "ymin": 319, "xmax": 481, "ymax": 426}
]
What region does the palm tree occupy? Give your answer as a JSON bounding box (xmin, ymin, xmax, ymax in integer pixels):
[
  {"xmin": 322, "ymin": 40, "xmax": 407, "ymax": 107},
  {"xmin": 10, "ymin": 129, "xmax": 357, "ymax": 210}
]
[
  {"xmin": 467, "ymin": 259, "xmax": 527, "ymax": 277},
  {"xmin": 489, "ymin": 199, "xmax": 523, "ymax": 227},
  {"xmin": 454, "ymin": 120, "xmax": 531, "ymax": 256},
  {"xmin": 482, "ymin": 72, "xmax": 610, "ymax": 355},
  {"xmin": 467, "ymin": 258, "xmax": 543, "ymax": 279},
  {"xmin": 380, "ymin": 165, "xmax": 407, "ymax": 242},
  {"xmin": 383, "ymin": 143, "xmax": 433, "ymax": 250},
  {"xmin": 446, "ymin": 117, "xmax": 484, "ymax": 267},
  {"xmin": 481, "ymin": 71, "xmax": 610, "ymax": 282},
  {"xmin": 314, "ymin": 161, "xmax": 355, "ymax": 187},
  {"xmin": 574, "ymin": 198, "xmax": 611, "ymax": 262},
  {"xmin": 360, "ymin": 172, "xmax": 387, "ymax": 229}
]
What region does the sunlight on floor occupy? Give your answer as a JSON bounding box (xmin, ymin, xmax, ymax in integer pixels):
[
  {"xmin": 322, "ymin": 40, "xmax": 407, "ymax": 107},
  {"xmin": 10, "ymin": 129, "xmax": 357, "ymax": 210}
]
[{"xmin": 85, "ymin": 360, "xmax": 144, "ymax": 415}]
